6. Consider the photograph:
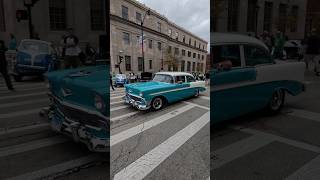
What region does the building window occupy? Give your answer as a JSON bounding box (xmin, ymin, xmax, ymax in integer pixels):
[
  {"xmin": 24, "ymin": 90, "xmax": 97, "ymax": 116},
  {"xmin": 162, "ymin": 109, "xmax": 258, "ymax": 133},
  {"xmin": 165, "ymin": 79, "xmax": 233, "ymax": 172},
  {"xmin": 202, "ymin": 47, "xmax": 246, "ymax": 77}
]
[
  {"xmin": 263, "ymin": 1, "xmax": 273, "ymax": 32},
  {"xmin": 158, "ymin": 42, "xmax": 161, "ymax": 50},
  {"xmin": 175, "ymin": 32, "xmax": 179, "ymax": 41},
  {"xmin": 182, "ymin": 49, "xmax": 186, "ymax": 56},
  {"xmin": 188, "ymin": 51, "xmax": 191, "ymax": 57},
  {"xmin": 149, "ymin": 60, "xmax": 152, "ymax": 69},
  {"xmin": 90, "ymin": 0, "xmax": 105, "ymax": 31},
  {"xmin": 227, "ymin": 0, "xmax": 239, "ymax": 32},
  {"xmin": 136, "ymin": 12, "xmax": 142, "ymax": 24},
  {"xmin": 203, "ymin": 45, "xmax": 205, "ymax": 50},
  {"xmin": 181, "ymin": 60, "xmax": 185, "ymax": 71},
  {"xmin": 125, "ymin": 56, "xmax": 131, "ymax": 71},
  {"xmin": 290, "ymin": 6, "xmax": 298, "ymax": 32},
  {"xmin": 168, "ymin": 28, "xmax": 172, "ymax": 36},
  {"xmin": 194, "ymin": 41, "xmax": 196, "ymax": 47},
  {"xmin": 149, "ymin": 39, "xmax": 152, "ymax": 49},
  {"xmin": 247, "ymin": 0, "xmax": 257, "ymax": 32},
  {"xmin": 183, "ymin": 35, "xmax": 185, "ymax": 43},
  {"xmin": 193, "ymin": 53, "xmax": 196, "ymax": 58},
  {"xmin": 198, "ymin": 54, "xmax": 200, "ymax": 59},
  {"xmin": 0, "ymin": 0, "xmax": 5, "ymax": 32},
  {"xmin": 187, "ymin": 61, "xmax": 191, "ymax": 72},
  {"xmin": 168, "ymin": 46, "xmax": 172, "ymax": 53},
  {"xmin": 199, "ymin": 44, "xmax": 201, "ymax": 49},
  {"xmin": 192, "ymin": 62, "xmax": 196, "ymax": 71},
  {"xmin": 278, "ymin": 3, "xmax": 287, "ymax": 33},
  {"xmin": 49, "ymin": 0, "xmax": 66, "ymax": 30},
  {"xmin": 123, "ymin": 32, "xmax": 130, "ymax": 44},
  {"xmin": 157, "ymin": 22, "xmax": 161, "ymax": 32},
  {"xmin": 122, "ymin": 5, "xmax": 128, "ymax": 20},
  {"xmin": 175, "ymin": 48, "xmax": 179, "ymax": 55},
  {"xmin": 202, "ymin": 55, "xmax": 204, "ymax": 60},
  {"xmin": 138, "ymin": 57, "xmax": 143, "ymax": 71},
  {"xmin": 189, "ymin": 38, "xmax": 191, "ymax": 45}
]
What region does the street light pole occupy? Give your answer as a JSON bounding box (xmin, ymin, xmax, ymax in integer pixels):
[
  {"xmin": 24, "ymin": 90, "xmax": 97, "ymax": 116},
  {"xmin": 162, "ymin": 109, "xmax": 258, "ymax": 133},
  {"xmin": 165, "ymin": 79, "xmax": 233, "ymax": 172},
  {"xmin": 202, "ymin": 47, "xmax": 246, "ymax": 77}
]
[
  {"xmin": 24, "ymin": 0, "xmax": 38, "ymax": 39},
  {"xmin": 140, "ymin": 9, "xmax": 150, "ymax": 73}
]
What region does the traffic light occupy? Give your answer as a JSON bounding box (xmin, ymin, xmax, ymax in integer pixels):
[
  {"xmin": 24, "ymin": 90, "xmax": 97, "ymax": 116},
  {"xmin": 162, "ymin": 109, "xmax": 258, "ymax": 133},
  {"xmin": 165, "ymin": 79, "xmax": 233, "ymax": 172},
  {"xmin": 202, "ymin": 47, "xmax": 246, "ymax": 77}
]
[{"xmin": 16, "ymin": 10, "xmax": 28, "ymax": 22}]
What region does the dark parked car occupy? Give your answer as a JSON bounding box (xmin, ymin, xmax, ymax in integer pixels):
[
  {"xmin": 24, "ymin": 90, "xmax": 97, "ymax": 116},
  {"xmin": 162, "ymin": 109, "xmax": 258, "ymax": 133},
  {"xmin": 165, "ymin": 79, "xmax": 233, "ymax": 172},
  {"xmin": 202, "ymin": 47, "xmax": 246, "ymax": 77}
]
[{"xmin": 139, "ymin": 72, "xmax": 153, "ymax": 82}]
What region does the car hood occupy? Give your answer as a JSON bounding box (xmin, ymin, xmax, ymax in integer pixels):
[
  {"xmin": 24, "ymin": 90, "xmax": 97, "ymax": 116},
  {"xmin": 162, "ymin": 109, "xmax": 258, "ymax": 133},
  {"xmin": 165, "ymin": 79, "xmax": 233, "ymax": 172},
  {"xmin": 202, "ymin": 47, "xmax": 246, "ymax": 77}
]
[{"xmin": 46, "ymin": 65, "xmax": 108, "ymax": 115}]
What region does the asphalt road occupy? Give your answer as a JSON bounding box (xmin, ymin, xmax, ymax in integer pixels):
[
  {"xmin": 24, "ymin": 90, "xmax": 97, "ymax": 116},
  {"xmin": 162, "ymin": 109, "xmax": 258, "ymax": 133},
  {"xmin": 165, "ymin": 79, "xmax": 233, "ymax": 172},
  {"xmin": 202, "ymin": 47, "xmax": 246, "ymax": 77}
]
[
  {"xmin": 110, "ymin": 85, "xmax": 210, "ymax": 180},
  {"xmin": 211, "ymin": 69, "xmax": 320, "ymax": 180},
  {"xmin": 0, "ymin": 77, "xmax": 108, "ymax": 180}
]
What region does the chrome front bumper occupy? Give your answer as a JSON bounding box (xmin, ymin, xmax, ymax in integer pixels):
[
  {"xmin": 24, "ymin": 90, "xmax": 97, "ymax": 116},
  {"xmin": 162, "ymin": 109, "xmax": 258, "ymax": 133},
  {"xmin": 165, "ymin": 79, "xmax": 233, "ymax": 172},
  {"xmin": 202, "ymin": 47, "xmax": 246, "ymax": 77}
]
[
  {"xmin": 123, "ymin": 93, "xmax": 150, "ymax": 110},
  {"xmin": 48, "ymin": 94, "xmax": 109, "ymax": 152}
]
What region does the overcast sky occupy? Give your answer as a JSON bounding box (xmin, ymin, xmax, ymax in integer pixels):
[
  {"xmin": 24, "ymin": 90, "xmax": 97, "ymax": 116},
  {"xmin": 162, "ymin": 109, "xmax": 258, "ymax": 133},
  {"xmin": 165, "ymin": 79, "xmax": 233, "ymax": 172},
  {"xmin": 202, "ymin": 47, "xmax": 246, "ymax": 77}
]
[{"xmin": 136, "ymin": 0, "xmax": 210, "ymax": 51}]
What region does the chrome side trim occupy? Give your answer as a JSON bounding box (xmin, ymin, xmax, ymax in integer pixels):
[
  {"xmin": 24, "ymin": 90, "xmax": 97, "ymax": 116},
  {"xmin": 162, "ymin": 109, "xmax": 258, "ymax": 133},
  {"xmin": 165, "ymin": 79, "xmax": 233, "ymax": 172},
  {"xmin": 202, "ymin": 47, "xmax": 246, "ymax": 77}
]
[
  {"xmin": 16, "ymin": 64, "xmax": 46, "ymax": 70},
  {"xmin": 149, "ymin": 87, "xmax": 194, "ymax": 96}
]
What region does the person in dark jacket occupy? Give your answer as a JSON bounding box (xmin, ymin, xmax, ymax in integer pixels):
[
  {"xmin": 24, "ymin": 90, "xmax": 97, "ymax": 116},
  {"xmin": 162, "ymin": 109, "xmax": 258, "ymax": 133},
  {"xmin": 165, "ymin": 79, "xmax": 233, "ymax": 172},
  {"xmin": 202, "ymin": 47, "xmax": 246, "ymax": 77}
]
[
  {"xmin": 305, "ymin": 29, "xmax": 320, "ymax": 71},
  {"xmin": 0, "ymin": 40, "xmax": 14, "ymax": 91},
  {"xmin": 110, "ymin": 74, "xmax": 114, "ymax": 91}
]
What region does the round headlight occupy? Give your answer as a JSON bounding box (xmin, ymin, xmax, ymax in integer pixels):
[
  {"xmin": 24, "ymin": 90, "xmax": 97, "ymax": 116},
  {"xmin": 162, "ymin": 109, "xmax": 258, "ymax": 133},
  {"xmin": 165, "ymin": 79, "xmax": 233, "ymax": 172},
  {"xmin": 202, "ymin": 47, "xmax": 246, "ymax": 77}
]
[
  {"xmin": 94, "ymin": 94, "xmax": 105, "ymax": 111},
  {"xmin": 139, "ymin": 92, "xmax": 143, "ymax": 97}
]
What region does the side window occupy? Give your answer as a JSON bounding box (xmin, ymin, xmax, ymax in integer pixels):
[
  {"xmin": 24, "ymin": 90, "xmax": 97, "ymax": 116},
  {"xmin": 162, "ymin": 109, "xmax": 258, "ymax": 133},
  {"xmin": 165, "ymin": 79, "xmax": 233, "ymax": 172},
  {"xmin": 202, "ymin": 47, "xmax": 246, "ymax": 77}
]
[
  {"xmin": 175, "ymin": 76, "xmax": 186, "ymax": 83},
  {"xmin": 212, "ymin": 45, "xmax": 241, "ymax": 68},
  {"xmin": 244, "ymin": 45, "xmax": 272, "ymax": 66},
  {"xmin": 186, "ymin": 75, "xmax": 195, "ymax": 82}
]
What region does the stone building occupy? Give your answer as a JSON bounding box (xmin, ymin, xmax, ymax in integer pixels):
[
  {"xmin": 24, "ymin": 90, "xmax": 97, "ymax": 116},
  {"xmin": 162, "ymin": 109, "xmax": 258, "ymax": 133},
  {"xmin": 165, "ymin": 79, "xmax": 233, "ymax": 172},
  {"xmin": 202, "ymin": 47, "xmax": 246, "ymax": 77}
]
[
  {"xmin": 0, "ymin": 0, "xmax": 106, "ymax": 51},
  {"xmin": 212, "ymin": 0, "xmax": 307, "ymax": 40},
  {"xmin": 110, "ymin": 0, "xmax": 208, "ymax": 75},
  {"xmin": 305, "ymin": 0, "xmax": 320, "ymax": 36}
]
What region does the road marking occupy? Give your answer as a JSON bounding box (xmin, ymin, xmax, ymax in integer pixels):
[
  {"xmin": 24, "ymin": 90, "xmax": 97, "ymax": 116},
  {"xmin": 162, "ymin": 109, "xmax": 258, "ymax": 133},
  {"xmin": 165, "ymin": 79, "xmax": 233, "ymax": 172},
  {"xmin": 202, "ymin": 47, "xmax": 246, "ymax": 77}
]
[
  {"xmin": 111, "ymin": 105, "xmax": 128, "ymax": 112},
  {"xmin": 236, "ymin": 127, "xmax": 320, "ymax": 153},
  {"xmin": 286, "ymin": 155, "xmax": 320, "ymax": 180},
  {"xmin": 199, "ymin": 96, "xmax": 210, "ymax": 100},
  {"xmin": 110, "ymin": 100, "xmax": 124, "ymax": 105},
  {"xmin": 285, "ymin": 108, "xmax": 320, "ymax": 123},
  {"xmin": 113, "ymin": 112, "xmax": 209, "ymax": 180},
  {"xmin": 7, "ymin": 154, "xmax": 100, "ymax": 180},
  {"xmin": 0, "ymin": 123, "xmax": 50, "ymax": 135},
  {"xmin": 0, "ymin": 136, "xmax": 68, "ymax": 157},
  {"xmin": 0, "ymin": 98, "xmax": 48, "ymax": 108},
  {"xmin": 206, "ymin": 177, "xmax": 210, "ymax": 180},
  {"xmin": 0, "ymin": 92, "xmax": 47, "ymax": 100},
  {"xmin": 212, "ymin": 133, "xmax": 274, "ymax": 169},
  {"xmin": 111, "ymin": 104, "xmax": 194, "ymax": 146},
  {"xmin": 111, "ymin": 95, "xmax": 124, "ymax": 100},
  {"xmin": 183, "ymin": 101, "xmax": 210, "ymax": 110},
  {"xmin": 0, "ymin": 108, "xmax": 41, "ymax": 119},
  {"xmin": 111, "ymin": 93, "xmax": 126, "ymax": 97},
  {"xmin": 111, "ymin": 112, "xmax": 139, "ymax": 122}
]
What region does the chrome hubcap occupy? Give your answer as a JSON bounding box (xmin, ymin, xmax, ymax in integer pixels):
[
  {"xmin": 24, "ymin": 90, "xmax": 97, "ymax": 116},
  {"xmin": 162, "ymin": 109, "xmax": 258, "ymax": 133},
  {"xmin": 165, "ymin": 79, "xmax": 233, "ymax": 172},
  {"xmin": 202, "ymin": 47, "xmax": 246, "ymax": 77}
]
[{"xmin": 153, "ymin": 98, "xmax": 163, "ymax": 110}]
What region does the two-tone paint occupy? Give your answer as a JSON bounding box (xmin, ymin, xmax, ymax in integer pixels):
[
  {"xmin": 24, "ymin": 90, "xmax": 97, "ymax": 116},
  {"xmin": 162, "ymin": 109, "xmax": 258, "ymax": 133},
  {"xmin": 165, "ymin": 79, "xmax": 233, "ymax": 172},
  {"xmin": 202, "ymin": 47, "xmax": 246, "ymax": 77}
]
[
  {"xmin": 124, "ymin": 72, "xmax": 206, "ymax": 110},
  {"xmin": 211, "ymin": 33, "xmax": 305, "ymax": 123}
]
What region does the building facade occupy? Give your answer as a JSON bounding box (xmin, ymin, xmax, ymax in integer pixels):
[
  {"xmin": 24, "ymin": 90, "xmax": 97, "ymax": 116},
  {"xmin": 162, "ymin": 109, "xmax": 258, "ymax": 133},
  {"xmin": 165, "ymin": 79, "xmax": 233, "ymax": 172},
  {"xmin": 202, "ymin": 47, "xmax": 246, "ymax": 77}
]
[
  {"xmin": 110, "ymin": 0, "xmax": 208, "ymax": 75},
  {"xmin": 212, "ymin": 0, "xmax": 307, "ymax": 40},
  {"xmin": 0, "ymin": 0, "xmax": 106, "ymax": 51},
  {"xmin": 305, "ymin": 0, "xmax": 320, "ymax": 36}
]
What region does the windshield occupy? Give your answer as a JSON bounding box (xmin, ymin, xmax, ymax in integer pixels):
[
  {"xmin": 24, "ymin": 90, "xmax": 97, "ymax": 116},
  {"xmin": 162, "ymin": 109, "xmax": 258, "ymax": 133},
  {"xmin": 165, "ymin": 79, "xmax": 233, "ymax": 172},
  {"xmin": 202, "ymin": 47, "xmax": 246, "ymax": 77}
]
[
  {"xmin": 116, "ymin": 74, "xmax": 126, "ymax": 78},
  {"xmin": 19, "ymin": 41, "xmax": 49, "ymax": 53},
  {"xmin": 153, "ymin": 74, "xmax": 173, "ymax": 83}
]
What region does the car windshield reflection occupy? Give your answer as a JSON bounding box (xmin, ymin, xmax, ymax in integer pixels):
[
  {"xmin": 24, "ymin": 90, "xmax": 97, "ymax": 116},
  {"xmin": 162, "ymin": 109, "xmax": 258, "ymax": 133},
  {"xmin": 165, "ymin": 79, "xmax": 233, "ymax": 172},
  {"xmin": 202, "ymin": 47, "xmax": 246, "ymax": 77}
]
[{"xmin": 152, "ymin": 74, "xmax": 173, "ymax": 83}]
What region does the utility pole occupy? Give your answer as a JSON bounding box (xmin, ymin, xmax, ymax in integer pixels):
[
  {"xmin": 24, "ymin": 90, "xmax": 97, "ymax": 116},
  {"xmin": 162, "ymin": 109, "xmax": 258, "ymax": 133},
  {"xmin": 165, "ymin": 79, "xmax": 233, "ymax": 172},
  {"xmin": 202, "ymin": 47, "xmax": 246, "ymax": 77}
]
[
  {"xmin": 140, "ymin": 9, "xmax": 150, "ymax": 73},
  {"xmin": 24, "ymin": 0, "xmax": 39, "ymax": 39}
]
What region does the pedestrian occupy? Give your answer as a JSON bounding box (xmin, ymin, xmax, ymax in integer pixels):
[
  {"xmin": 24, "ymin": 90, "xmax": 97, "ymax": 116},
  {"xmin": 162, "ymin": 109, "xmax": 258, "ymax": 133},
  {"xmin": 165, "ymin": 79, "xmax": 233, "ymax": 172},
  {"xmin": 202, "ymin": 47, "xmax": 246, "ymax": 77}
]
[
  {"xmin": 273, "ymin": 31, "xmax": 286, "ymax": 59},
  {"xmin": 305, "ymin": 28, "xmax": 320, "ymax": 74},
  {"xmin": 8, "ymin": 34, "xmax": 17, "ymax": 50},
  {"xmin": 110, "ymin": 74, "xmax": 115, "ymax": 91},
  {"xmin": 261, "ymin": 31, "xmax": 272, "ymax": 51},
  {"xmin": 0, "ymin": 40, "xmax": 14, "ymax": 91},
  {"xmin": 63, "ymin": 28, "xmax": 81, "ymax": 69},
  {"xmin": 205, "ymin": 71, "xmax": 210, "ymax": 85}
]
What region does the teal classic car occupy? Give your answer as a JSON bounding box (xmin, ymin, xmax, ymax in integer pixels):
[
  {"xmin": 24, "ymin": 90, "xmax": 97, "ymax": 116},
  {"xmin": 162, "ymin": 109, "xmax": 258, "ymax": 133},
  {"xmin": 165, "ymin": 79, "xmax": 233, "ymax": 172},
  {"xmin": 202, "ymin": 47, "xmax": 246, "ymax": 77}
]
[
  {"xmin": 46, "ymin": 64, "xmax": 109, "ymax": 152},
  {"xmin": 211, "ymin": 33, "xmax": 305, "ymax": 123},
  {"xmin": 124, "ymin": 72, "xmax": 206, "ymax": 110}
]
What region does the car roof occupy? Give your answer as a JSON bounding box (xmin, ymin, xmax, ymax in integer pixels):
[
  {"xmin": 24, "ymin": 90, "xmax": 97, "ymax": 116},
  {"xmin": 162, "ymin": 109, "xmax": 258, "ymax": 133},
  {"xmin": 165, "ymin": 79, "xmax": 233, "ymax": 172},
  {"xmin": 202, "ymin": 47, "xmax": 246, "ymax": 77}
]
[
  {"xmin": 211, "ymin": 32, "xmax": 268, "ymax": 49},
  {"xmin": 156, "ymin": 72, "xmax": 193, "ymax": 76},
  {"xmin": 20, "ymin": 39, "xmax": 51, "ymax": 45}
]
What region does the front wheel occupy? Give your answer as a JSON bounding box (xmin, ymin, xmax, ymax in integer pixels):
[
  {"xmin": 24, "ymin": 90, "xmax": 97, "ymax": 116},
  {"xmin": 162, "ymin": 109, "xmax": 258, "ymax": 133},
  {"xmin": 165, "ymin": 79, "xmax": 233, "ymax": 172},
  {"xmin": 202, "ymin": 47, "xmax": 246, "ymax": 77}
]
[
  {"xmin": 267, "ymin": 89, "xmax": 285, "ymax": 114},
  {"xmin": 151, "ymin": 97, "xmax": 164, "ymax": 111}
]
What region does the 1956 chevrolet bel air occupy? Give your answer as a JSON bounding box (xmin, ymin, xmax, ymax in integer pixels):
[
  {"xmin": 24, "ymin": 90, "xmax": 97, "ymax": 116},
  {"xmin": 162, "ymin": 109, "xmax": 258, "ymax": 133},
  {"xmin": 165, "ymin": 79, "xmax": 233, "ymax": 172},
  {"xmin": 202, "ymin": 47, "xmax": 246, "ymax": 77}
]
[
  {"xmin": 211, "ymin": 33, "xmax": 306, "ymax": 123},
  {"xmin": 124, "ymin": 72, "xmax": 206, "ymax": 110},
  {"xmin": 46, "ymin": 64, "xmax": 109, "ymax": 152}
]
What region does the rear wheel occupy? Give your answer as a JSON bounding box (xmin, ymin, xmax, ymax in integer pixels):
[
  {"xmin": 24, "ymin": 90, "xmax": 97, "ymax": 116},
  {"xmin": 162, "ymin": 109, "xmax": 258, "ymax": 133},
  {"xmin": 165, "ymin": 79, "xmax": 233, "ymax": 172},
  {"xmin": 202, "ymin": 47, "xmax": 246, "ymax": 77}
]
[
  {"xmin": 151, "ymin": 97, "xmax": 164, "ymax": 111},
  {"xmin": 267, "ymin": 89, "xmax": 285, "ymax": 114}
]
